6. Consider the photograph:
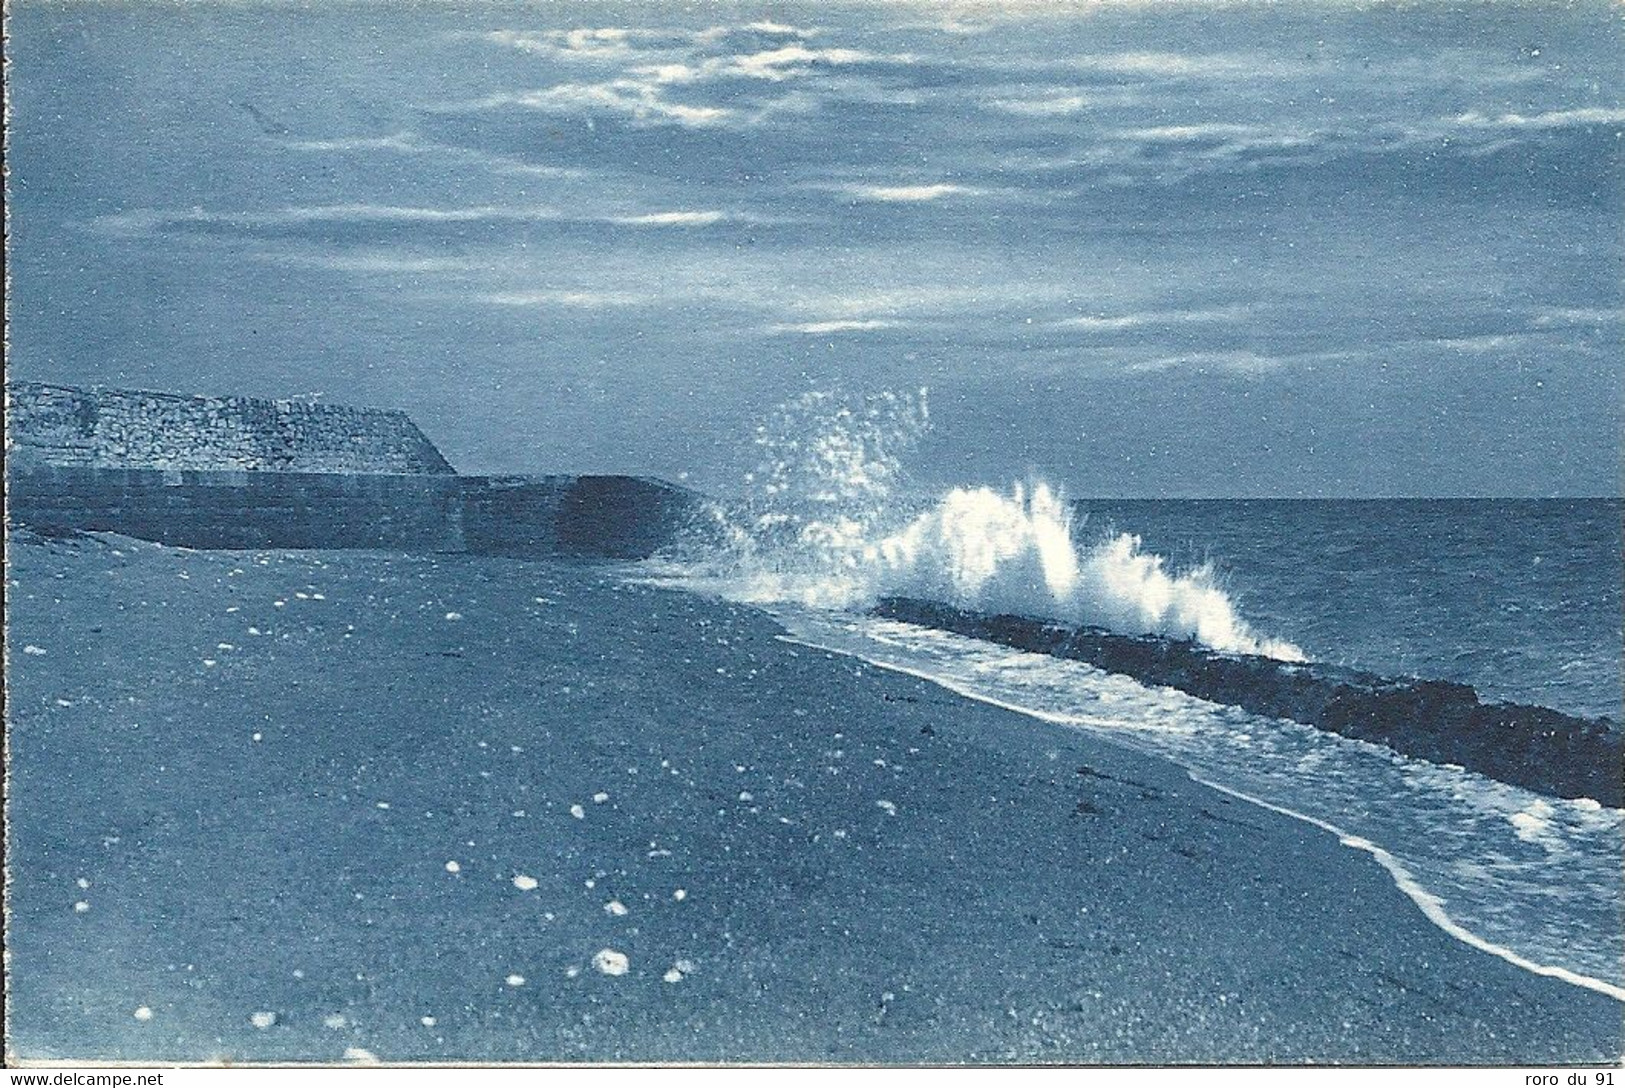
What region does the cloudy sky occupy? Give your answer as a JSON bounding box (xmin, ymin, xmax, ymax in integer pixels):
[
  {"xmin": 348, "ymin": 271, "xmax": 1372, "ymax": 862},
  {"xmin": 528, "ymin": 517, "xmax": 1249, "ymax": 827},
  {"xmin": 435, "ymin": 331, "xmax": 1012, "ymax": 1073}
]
[{"xmin": 7, "ymin": 1, "xmax": 1621, "ymax": 496}]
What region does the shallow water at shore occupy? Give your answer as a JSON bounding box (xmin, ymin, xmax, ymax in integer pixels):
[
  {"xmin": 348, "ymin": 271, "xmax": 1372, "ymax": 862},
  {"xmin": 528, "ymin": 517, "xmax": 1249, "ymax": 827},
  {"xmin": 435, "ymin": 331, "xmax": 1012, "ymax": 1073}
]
[{"xmin": 761, "ymin": 606, "xmax": 1624, "ymax": 997}]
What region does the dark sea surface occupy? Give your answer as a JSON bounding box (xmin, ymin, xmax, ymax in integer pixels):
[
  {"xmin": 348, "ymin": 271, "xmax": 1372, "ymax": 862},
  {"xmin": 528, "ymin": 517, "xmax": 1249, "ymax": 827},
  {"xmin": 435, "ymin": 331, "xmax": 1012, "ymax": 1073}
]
[{"xmin": 1074, "ymin": 499, "xmax": 1623, "ymax": 722}]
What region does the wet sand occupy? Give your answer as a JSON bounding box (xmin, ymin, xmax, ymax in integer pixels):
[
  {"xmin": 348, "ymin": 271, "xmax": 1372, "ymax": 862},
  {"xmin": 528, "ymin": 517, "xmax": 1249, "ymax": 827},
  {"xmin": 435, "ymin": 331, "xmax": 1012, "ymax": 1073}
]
[{"xmin": 5, "ymin": 533, "xmax": 1620, "ymax": 1064}]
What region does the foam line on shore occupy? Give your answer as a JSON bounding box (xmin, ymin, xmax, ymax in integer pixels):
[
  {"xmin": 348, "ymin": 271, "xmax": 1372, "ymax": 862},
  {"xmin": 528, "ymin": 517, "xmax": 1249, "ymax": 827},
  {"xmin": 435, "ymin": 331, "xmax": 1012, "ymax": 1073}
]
[
  {"xmin": 1186, "ymin": 776, "xmax": 1625, "ymax": 1003},
  {"xmin": 774, "ymin": 631, "xmax": 1625, "ymax": 1004}
]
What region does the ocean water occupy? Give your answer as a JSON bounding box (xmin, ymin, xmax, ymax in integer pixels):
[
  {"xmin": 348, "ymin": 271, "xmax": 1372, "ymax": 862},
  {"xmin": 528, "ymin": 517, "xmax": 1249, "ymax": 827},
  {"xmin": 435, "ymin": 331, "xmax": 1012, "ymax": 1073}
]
[
  {"xmin": 1073, "ymin": 498, "xmax": 1622, "ymax": 723},
  {"xmin": 640, "ymin": 390, "xmax": 1625, "ymax": 1001}
]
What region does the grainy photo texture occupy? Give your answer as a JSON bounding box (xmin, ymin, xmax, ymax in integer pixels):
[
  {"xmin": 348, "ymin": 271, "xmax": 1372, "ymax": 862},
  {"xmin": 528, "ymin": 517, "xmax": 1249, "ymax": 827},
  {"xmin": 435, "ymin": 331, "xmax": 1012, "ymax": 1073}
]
[{"xmin": 3, "ymin": 0, "xmax": 1621, "ymax": 1067}]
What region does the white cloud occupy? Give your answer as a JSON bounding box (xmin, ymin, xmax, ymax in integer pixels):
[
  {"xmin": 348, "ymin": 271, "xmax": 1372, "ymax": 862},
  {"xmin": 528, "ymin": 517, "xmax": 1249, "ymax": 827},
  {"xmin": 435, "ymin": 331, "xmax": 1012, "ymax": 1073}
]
[
  {"xmin": 732, "ymin": 21, "xmax": 818, "ymax": 37},
  {"xmin": 1530, "ymin": 306, "xmax": 1625, "ymax": 327},
  {"xmin": 281, "ymin": 131, "xmax": 580, "ymax": 178},
  {"xmin": 1432, "ymin": 333, "xmax": 1540, "ymax": 353},
  {"xmin": 1074, "ymin": 51, "xmax": 1275, "ymax": 79},
  {"xmin": 1055, "ymin": 306, "xmax": 1247, "ymax": 332},
  {"xmin": 847, "ymin": 183, "xmax": 977, "ymax": 202},
  {"xmin": 730, "ymin": 45, "xmax": 913, "ymax": 81},
  {"xmin": 1128, "ymin": 350, "xmax": 1285, "ymax": 375},
  {"xmin": 987, "ymin": 93, "xmax": 1089, "ymax": 117},
  {"xmin": 612, "ymin": 210, "xmax": 729, "ymax": 226},
  {"xmin": 481, "ymin": 23, "xmax": 819, "ymax": 64},
  {"xmin": 483, "ymin": 28, "xmax": 672, "ymax": 61},
  {"xmin": 98, "ymin": 202, "xmax": 744, "ymax": 240},
  {"xmin": 269, "ymin": 253, "xmax": 485, "ymax": 274},
  {"xmin": 1111, "ymin": 122, "xmax": 1276, "ymax": 143},
  {"xmin": 480, "ymin": 290, "xmax": 653, "ymax": 308},
  {"xmin": 635, "ymin": 44, "xmax": 915, "ymax": 85},
  {"xmin": 768, "ymin": 319, "xmax": 905, "ymax": 334},
  {"xmin": 886, "ymin": 17, "xmax": 992, "ymax": 36},
  {"xmin": 1449, "ymin": 106, "xmax": 1625, "ymax": 132},
  {"xmin": 282, "ymin": 133, "xmax": 422, "ymax": 153},
  {"xmin": 484, "ymin": 82, "xmax": 733, "ymax": 126},
  {"xmin": 150, "ymin": 204, "xmax": 533, "ymax": 227},
  {"xmin": 993, "ymin": 98, "xmax": 1611, "ymax": 189}
]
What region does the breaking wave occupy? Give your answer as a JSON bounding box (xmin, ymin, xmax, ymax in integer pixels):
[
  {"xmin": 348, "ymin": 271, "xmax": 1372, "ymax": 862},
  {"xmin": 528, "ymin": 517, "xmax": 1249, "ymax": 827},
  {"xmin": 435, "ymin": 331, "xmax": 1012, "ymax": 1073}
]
[{"xmin": 676, "ymin": 388, "xmax": 1303, "ymax": 661}]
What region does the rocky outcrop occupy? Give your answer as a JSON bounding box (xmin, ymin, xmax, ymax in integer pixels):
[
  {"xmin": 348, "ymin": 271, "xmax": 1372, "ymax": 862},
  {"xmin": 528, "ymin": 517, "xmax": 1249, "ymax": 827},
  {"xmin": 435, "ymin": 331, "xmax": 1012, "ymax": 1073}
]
[{"xmin": 872, "ymin": 597, "xmax": 1622, "ymax": 806}]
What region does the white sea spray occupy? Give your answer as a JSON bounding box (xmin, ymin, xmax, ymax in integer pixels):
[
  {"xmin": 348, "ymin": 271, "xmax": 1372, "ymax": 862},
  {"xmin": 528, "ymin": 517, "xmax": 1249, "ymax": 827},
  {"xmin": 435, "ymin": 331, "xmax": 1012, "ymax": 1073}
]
[{"xmin": 673, "ymin": 388, "xmax": 1301, "ymax": 660}]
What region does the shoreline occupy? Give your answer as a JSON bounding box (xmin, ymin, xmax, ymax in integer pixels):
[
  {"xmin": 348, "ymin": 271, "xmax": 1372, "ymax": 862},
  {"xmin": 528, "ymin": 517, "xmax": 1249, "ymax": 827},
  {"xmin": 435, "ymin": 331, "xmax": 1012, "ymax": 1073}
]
[
  {"xmin": 6, "ymin": 536, "xmax": 1621, "ymax": 1064},
  {"xmin": 778, "ymin": 629, "xmax": 1625, "ymax": 1004}
]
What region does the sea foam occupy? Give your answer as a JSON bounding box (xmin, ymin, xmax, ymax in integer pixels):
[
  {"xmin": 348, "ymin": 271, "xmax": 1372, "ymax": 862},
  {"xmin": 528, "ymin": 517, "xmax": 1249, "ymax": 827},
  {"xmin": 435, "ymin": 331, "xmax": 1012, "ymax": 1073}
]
[{"xmin": 678, "ymin": 389, "xmax": 1301, "ymax": 660}]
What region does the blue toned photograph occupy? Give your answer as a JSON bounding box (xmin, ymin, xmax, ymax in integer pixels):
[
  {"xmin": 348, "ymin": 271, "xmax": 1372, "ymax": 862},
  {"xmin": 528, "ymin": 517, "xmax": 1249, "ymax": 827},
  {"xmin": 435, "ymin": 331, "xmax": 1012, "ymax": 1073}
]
[{"xmin": 3, "ymin": 0, "xmax": 1620, "ymax": 1067}]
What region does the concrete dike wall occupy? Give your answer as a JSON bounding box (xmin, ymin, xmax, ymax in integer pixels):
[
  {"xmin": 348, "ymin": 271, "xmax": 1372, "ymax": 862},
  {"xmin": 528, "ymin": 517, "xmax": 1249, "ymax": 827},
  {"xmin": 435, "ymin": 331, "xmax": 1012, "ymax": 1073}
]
[
  {"xmin": 461, "ymin": 475, "xmax": 701, "ymax": 560},
  {"xmin": 7, "ymin": 464, "xmax": 466, "ymax": 552},
  {"xmin": 5, "ymin": 382, "xmax": 700, "ymax": 560},
  {"xmin": 6, "ymin": 465, "xmax": 700, "ymax": 560}
]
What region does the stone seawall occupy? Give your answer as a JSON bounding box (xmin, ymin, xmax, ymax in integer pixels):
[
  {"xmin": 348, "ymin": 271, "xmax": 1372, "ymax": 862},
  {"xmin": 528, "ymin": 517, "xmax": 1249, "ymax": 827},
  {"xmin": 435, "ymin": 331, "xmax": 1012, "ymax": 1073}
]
[
  {"xmin": 6, "ymin": 465, "xmax": 700, "ymax": 560},
  {"xmin": 7, "ymin": 465, "xmax": 466, "ymax": 551},
  {"xmin": 5, "ymin": 382, "xmax": 454, "ymax": 475},
  {"xmin": 462, "ymin": 476, "xmax": 701, "ymax": 560},
  {"xmin": 5, "ymin": 382, "xmax": 702, "ymax": 559}
]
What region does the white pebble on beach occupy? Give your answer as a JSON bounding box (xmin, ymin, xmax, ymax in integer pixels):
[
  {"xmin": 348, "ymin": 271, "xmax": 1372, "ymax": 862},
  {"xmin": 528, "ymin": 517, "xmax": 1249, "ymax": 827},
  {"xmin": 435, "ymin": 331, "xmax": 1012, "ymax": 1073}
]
[
  {"xmin": 250, "ymin": 1011, "xmax": 277, "ymax": 1029},
  {"xmin": 604, "ymin": 900, "xmax": 628, "ymax": 916},
  {"xmin": 512, "ymin": 874, "xmax": 538, "ymax": 891},
  {"xmin": 444, "ymin": 861, "xmax": 461, "ymax": 873},
  {"xmin": 569, "ymin": 804, "xmax": 586, "ymax": 819},
  {"xmin": 133, "ymin": 1006, "xmax": 153, "ymax": 1022},
  {"xmin": 505, "ymin": 974, "xmax": 525, "ymax": 987},
  {"xmin": 593, "ymin": 949, "xmax": 629, "ymax": 976}
]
